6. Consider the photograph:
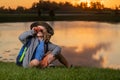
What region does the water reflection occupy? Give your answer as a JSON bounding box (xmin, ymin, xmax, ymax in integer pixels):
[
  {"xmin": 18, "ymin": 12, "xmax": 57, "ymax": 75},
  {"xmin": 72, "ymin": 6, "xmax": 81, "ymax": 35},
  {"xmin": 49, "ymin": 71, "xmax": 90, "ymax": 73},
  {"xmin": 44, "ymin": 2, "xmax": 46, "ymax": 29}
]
[
  {"xmin": 0, "ymin": 21, "xmax": 120, "ymax": 69},
  {"xmin": 62, "ymin": 42, "xmax": 110, "ymax": 67},
  {"xmin": 50, "ymin": 21, "xmax": 120, "ymax": 69}
]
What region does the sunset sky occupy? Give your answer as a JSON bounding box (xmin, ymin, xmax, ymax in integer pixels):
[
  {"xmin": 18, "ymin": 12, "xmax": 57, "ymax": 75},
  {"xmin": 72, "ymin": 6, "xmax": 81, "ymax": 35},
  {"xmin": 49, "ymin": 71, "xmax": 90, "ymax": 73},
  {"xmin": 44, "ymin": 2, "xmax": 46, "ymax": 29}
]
[{"xmin": 0, "ymin": 0, "xmax": 120, "ymax": 9}]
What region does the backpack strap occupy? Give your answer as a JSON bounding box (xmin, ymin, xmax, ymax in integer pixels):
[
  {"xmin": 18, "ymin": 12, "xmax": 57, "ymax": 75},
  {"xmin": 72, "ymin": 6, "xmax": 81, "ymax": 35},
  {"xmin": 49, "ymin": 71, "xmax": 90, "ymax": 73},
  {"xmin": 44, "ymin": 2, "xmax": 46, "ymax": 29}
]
[{"xmin": 16, "ymin": 39, "xmax": 31, "ymax": 66}]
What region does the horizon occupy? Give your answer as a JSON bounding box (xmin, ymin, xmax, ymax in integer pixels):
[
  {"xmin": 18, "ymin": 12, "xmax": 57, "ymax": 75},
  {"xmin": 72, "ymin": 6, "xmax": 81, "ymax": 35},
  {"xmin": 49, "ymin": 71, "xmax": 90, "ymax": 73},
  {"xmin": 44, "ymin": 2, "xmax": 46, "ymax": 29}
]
[{"xmin": 0, "ymin": 0, "xmax": 120, "ymax": 9}]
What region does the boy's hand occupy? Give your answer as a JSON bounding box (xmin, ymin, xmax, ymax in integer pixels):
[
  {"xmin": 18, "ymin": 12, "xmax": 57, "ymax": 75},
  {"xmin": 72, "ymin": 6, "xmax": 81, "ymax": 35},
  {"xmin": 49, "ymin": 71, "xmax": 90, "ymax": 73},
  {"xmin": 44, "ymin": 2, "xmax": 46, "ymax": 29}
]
[
  {"xmin": 32, "ymin": 27, "xmax": 42, "ymax": 33},
  {"xmin": 40, "ymin": 56, "xmax": 48, "ymax": 68}
]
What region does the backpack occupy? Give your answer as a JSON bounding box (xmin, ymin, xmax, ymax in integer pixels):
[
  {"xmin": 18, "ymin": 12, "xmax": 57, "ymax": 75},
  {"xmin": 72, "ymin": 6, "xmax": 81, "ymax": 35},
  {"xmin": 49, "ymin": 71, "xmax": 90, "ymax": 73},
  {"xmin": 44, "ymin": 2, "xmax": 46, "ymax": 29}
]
[{"xmin": 16, "ymin": 40, "xmax": 31, "ymax": 66}]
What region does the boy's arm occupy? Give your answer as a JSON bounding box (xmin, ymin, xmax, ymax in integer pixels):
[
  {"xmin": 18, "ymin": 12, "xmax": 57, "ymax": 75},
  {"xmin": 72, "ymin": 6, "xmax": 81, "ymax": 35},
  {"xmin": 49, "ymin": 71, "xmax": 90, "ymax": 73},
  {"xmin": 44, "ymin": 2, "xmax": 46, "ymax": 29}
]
[
  {"xmin": 49, "ymin": 43, "xmax": 70, "ymax": 67},
  {"xmin": 47, "ymin": 42, "xmax": 61, "ymax": 56},
  {"xmin": 19, "ymin": 30, "xmax": 36, "ymax": 44}
]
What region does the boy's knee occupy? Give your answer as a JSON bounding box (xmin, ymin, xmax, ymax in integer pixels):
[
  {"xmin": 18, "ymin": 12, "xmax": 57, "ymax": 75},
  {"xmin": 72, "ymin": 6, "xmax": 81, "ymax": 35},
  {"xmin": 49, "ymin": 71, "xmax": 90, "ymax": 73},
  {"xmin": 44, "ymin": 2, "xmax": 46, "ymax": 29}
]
[{"xmin": 29, "ymin": 59, "xmax": 40, "ymax": 67}]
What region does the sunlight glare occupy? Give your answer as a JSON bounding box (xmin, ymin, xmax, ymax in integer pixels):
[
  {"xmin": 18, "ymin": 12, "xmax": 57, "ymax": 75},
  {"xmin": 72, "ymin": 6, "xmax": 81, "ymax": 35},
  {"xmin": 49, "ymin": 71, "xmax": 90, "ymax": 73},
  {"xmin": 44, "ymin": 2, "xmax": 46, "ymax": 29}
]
[{"xmin": 79, "ymin": 0, "xmax": 91, "ymax": 7}]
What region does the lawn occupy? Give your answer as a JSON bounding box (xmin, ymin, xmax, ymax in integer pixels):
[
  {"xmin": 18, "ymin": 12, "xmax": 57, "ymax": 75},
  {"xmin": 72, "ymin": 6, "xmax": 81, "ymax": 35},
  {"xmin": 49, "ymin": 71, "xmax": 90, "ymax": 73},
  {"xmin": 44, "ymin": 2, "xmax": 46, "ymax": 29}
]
[{"xmin": 0, "ymin": 62, "xmax": 120, "ymax": 80}]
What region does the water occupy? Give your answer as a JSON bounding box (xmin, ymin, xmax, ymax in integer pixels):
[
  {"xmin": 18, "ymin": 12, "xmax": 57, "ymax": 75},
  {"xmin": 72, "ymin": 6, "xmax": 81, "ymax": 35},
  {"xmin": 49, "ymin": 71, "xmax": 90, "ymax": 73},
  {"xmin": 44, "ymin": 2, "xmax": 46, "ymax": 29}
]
[{"xmin": 0, "ymin": 21, "xmax": 120, "ymax": 69}]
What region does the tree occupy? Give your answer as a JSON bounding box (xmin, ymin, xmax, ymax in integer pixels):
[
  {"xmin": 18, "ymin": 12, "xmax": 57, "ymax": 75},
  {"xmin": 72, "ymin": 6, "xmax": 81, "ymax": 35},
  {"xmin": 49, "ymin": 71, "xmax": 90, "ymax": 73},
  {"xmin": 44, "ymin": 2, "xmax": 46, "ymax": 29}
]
[
  {"xmin": 80, "ymin": 2, "xmax": 88, "ymax": 9},
  {"xmin": 90, "ymin": 2, "xmax": 104, "ymax": 10},
  {"xmin": 0, "ymin": 6, "xmax": 5, "ymax": 13},
  {"xmin": 16, "ymin": 6, "xmax": 25, "ymax": 13},
  {"xmin": 114, "ymin": 6, "xmax": 119, "ymax": 15}
]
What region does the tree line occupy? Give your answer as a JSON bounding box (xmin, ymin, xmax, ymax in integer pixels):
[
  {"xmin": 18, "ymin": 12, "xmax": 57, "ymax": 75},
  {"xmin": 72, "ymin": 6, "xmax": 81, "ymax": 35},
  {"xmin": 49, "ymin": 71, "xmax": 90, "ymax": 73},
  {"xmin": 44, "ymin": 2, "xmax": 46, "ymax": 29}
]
[{"xmin": 0, "ymin": 1, "xmax": 119, "ymax": 14}]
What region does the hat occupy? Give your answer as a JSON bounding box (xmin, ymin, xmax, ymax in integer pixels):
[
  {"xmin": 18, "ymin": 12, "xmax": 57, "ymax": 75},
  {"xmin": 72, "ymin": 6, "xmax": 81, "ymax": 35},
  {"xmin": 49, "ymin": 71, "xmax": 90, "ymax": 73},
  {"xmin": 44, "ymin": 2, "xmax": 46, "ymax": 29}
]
[{"xmin": 30, "ymin": 22, "xmax": 54, "ymax": 35}]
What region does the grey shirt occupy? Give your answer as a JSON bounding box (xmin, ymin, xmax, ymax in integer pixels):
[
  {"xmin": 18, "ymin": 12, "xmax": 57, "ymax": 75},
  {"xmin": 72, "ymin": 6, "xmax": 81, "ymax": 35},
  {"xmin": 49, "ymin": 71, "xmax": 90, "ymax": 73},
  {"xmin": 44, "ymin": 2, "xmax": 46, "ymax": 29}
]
[{"xmin": 19, "ymin": 30, "xmax": 61, "ymax": 68}]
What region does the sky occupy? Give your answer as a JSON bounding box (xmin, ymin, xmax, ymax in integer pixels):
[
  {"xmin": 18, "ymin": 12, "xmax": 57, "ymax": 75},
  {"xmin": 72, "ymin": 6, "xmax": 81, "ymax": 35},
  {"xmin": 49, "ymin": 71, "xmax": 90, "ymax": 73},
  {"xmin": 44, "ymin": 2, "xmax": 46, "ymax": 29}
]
[{"xmin": 0, "ymin": 0, "xmax": 120, "ymax": 9}]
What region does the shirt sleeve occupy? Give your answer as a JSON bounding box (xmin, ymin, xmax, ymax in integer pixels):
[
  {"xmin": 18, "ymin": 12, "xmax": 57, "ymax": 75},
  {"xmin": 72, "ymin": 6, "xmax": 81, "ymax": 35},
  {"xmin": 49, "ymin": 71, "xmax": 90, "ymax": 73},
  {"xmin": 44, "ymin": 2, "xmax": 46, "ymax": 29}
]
[
  {"xmin": 48, "ymin": 42, "xmax": 61, "ymax": 55},
  {"xmin": 19, "ymin": 30, "xmax": 35, "ymax": 44}
]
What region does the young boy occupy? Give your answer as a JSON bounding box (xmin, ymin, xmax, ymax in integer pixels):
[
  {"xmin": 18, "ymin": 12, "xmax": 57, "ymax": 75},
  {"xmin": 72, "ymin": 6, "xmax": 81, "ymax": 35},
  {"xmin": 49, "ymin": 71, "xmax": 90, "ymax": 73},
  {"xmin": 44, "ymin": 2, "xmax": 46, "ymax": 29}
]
[{"xmin": 17, "ymin": 22, "xmax": 69, "ymax": 68}]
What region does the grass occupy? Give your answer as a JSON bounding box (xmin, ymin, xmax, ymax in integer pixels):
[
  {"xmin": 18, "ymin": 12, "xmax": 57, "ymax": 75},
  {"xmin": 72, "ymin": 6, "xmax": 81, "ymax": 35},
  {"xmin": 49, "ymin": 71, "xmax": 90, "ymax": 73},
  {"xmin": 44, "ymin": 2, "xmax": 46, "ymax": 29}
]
[{"xmin": 0, "ymin": 62, "xmax": 120, "ymax": 80}]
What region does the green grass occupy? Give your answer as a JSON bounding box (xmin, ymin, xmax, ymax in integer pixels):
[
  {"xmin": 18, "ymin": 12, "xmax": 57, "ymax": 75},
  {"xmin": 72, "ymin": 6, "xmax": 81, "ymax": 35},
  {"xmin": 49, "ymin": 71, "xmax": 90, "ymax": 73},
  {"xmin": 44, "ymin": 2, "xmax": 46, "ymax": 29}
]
[{"xmin": 0, "ymin": 62, "xmax": 120, "ymax": 80}]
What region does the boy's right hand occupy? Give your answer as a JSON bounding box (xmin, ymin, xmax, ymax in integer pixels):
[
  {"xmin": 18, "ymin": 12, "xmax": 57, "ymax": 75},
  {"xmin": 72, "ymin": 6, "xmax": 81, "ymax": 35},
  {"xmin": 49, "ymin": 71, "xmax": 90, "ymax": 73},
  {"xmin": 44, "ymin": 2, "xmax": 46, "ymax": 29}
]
[{"xmin": 32, "ymin": 27, "xmax": 42, "ymax": 33}]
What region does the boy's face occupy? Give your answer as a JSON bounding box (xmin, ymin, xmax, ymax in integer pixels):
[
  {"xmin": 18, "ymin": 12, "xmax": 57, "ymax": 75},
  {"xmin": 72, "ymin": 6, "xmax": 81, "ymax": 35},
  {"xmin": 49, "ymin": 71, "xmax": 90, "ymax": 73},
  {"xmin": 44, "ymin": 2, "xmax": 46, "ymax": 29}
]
[
  {"xmin": 37, "ymin": 26, "xmax": 47, "ymax": 37},
  {"xmin": 37, "ymin": 26, "xmax": 52, "ymax": 42},
  {"xmin": 32, "ymin": 26, "xmax": 52, "ymax": 42},
  {"xmin": 32, "ymin": 26, "xmax": 46, "ymax": 38},
  {"xmin": 37, "ymin": 31, "xmax": 43, "ymax": 37}
]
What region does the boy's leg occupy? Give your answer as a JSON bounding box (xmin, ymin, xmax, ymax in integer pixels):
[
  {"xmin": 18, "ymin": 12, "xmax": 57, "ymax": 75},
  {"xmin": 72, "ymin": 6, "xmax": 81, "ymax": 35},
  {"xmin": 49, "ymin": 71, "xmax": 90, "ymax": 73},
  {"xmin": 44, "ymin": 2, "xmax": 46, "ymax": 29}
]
[
  {"xmin": 56, "ymin": 53, "xmax": 70, "ymax": 68},
  {"xmin": 29, "ymin": 54, "xmax": 70, "ymax": 68},
  {"xmin": 29, "ymin": 52, "xmax": 55, "ymax": 68},
  {"xmin": 40, "ymin": 52, "xmax": 70, "ymax": 68}
]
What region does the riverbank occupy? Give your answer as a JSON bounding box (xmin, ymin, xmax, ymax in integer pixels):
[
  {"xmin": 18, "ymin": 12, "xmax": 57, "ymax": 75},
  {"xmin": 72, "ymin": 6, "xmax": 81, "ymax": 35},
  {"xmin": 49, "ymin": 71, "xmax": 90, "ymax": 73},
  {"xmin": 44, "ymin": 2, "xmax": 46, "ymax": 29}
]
[{"xmin": 0, "ymin": 14, "xmax": 120, "ymax": 23}]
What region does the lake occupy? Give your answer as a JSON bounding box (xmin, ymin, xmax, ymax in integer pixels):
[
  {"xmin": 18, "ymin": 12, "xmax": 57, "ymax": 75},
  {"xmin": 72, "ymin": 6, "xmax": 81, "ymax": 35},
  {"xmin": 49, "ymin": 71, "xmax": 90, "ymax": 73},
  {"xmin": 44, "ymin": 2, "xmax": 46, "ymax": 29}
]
[{"xmin": 0, "ymin": 21, "xmax": 120, "ymax": 69}]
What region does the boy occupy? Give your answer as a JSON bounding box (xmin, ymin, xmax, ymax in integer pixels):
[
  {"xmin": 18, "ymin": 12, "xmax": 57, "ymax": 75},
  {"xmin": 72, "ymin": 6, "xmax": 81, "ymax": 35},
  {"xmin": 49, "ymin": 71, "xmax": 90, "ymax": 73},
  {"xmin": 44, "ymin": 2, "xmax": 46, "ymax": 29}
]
[{"xmin": 17, "ymin": 22, "xmax": 69, "ymax": 68}]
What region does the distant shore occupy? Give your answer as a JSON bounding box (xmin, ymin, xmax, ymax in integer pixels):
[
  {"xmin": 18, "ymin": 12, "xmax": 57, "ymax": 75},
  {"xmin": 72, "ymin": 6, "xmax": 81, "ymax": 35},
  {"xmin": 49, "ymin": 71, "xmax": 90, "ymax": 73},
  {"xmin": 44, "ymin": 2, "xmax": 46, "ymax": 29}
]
[{"xmin": 0, "ymin": 13, "xmax": 120, "ymax": 23}]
